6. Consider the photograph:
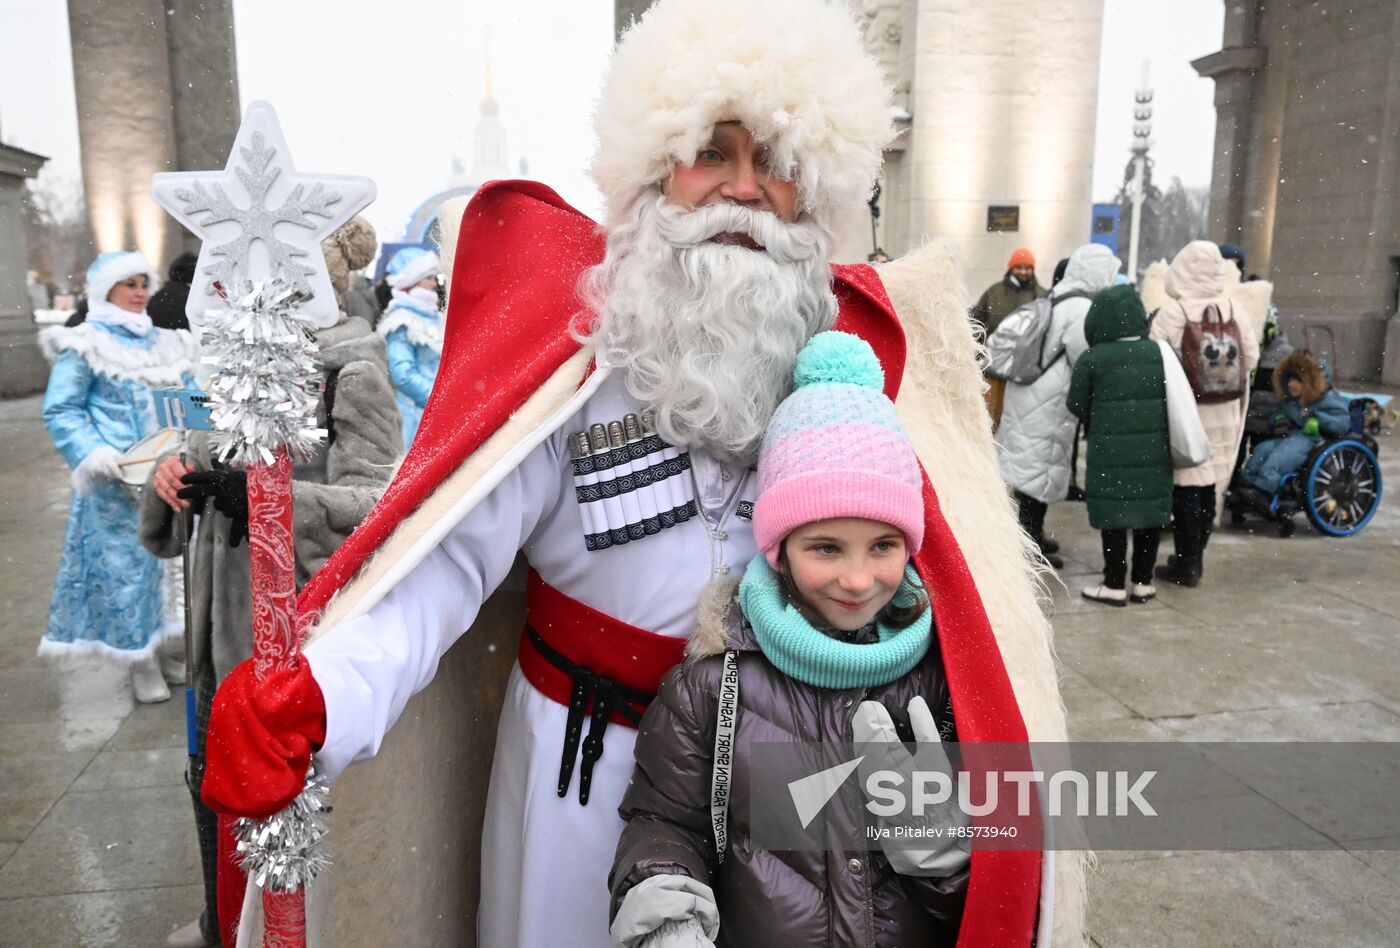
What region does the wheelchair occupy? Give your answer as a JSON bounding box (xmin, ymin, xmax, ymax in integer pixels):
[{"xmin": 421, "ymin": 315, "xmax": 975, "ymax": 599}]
[{"xmin": 1226, "ymin": 398, "xmax": 1383, "ymax": 538}]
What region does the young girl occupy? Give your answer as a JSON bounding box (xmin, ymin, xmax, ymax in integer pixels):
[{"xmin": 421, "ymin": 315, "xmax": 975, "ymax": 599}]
[
  {"xmin": 40, "ymin": 251, "xmax": 200, "ymax": 703},
  {"xmin": 609, "ymin": 332, "xmax": 969, "ymax": 947}
]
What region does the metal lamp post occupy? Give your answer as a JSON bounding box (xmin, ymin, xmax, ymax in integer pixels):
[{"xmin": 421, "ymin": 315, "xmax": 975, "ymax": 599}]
[{"xmin": 1126, "ymin": 63, "xmax": 1154, "ymax": 284}]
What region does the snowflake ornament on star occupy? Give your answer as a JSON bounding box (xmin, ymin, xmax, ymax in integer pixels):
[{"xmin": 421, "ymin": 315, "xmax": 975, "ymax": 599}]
[{"xmin": 151, "ymin": 101, "xmax": 375, "ymax": 329}]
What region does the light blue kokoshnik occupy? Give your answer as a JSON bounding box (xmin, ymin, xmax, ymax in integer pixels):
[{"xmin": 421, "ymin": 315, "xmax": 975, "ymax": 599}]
[{"xmin": 738, "ymin": 554, "xmax": 931, "ymax": 689}]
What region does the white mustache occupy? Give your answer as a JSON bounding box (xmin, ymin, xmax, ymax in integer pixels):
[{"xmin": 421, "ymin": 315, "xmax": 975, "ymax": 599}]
[{"xmin": 653, "ymin": 201, "xmax": 826, "ymax": 265}]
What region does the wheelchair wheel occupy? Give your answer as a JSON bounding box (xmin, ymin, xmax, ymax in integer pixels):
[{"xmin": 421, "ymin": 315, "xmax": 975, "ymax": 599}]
[{"xmin": 1303, "ymin": 441, "xmax": 1383, "ymax": 537}]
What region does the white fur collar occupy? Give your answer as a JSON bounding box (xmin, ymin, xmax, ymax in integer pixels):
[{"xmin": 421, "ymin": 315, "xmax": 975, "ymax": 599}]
[
  {"xmin": 378, "ymin": 301, "xmax": 444, "ymax": 354},
  {"xmin": 40, "ymin": 323, "xmax": 198, "ymax": 387},
  {"xmin": 87, "ymin": 299, "xmax": 154, "ymax": 336}
]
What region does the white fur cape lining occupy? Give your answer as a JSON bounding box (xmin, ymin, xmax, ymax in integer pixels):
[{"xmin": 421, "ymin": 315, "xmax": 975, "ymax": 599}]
[{"xmin": 39, "ymin": 323, "xmax": 198, "ymax": 387}]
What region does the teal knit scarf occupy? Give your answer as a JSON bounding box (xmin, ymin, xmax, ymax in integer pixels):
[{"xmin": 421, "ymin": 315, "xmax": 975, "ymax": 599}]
[{"xmin": 737, "ymin": 555, "xmax": 931, "ymax": 690}]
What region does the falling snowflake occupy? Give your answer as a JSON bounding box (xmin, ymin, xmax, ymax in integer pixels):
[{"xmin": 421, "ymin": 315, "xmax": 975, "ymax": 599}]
[{"xmin": 174, "ymin": 131, "xmax": 343, "ymax": 299}]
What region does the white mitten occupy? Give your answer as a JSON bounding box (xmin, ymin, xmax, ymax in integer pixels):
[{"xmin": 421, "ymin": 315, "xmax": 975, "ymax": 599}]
[
  {"xmin": 72, "ymin": 445, "xmax": 123, "ymax": 494},
  {"xmin": 852, "ymin": 695, "xmax": 971, "ymax": 877},
  {"xmin": 611, "ymin": 874, "xmax": 719, "ymax": 948}
]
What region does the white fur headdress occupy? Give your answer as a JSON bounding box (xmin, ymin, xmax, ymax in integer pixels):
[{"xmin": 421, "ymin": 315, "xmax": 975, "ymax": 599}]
[
  {"xmin": 85, "ymin": 251, "xmax": 157, "ymax": 305},
  {"xmin": 591, "ymin": 0, "xmax": 895, "ymax": 238}
]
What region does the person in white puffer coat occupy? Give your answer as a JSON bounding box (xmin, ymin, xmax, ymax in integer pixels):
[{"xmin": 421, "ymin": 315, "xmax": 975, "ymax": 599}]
[
  {"xmin": 995, "ymin": 243, "xmax": 1122, "ymax": 566},
  {"xmin": 1149, "ymin": 240, "xmax": 1259, "ymax": 587}
]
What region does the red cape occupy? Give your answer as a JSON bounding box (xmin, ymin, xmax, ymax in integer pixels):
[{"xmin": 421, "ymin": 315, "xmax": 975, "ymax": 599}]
[{"xmin": 295, "ymin": 180, "xmax": 1041, "ymax": 945}]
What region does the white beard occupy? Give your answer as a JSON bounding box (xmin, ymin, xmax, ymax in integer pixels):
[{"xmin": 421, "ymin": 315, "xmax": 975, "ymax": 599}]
[{"xmin": 577, "ymin": 192, "xmax": 837, "ymax": 465}]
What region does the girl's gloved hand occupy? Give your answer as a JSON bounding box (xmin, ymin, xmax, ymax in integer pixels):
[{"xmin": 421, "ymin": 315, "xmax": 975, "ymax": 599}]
[
  {"xmin": 1302, "ymin": 417, "xmax": 1321, "ymax": 437},
  {"xmin": 611, "ymin": 875, "xmax": 719, "ymax": 948},
  {"xmin": 201, "ymin": 658, "xmax": 327, "ymax": 819},
  {"xmin": 853, "ymin": 696, "xmax": 971, "ymax": 877}
]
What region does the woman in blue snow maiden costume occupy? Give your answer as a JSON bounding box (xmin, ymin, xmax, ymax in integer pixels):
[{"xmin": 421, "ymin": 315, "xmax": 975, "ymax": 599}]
[
  {"xmin": 377, "ymin": 246, "xmax": 444, "ymax": 446},
  {"xmin": 40, "ymin": 251, "xmax": 200, "ymax": 703}
]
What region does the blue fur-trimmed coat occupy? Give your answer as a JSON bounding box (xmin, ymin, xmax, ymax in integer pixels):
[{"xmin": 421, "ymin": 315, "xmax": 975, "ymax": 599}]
[
  {"xmin": 40, "ymin": 322, "xmax": 199, "ymax": 661},
  {"xmin": 1239, "ymin": 352, "xmax": 1351, "ymax": 494},
  {"xmin": 378, "ymin": 297, "xmax": 443, "ymax": 445}
]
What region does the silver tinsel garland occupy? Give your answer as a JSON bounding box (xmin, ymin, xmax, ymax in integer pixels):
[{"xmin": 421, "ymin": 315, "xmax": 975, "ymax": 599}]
[
  {"xmin": 234, "ymin": 765, "xmax": 333, "ymax": 894},
  {"xmin": 201, "ymin": 280, "xmax": 326, "ymax": 466}
]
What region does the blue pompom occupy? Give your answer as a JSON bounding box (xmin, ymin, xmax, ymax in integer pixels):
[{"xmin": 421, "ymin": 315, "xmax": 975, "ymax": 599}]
[{"xmin": 792, "ymin": 331, "xmax": 884, "ymax": 391}]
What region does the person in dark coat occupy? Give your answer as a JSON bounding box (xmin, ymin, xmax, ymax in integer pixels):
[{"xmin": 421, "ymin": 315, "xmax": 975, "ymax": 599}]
[
  {"xmin": 611, "ymin": 333, "xmax": 969, "ymax": 947},
  {"xmin": 972, "ymin": 248, "xmax": 1045, "ymax": 432},
  {"xmin": 970, "ymin": 247, "xmax": 1044, "ymax": 336},
  {"xmin": 147, "ymin": 252, "xmax": 197, "ymax": 330},
  {"xmin": 1066, "ymin": 285, "xmax": 1171, "ymax": 607}
]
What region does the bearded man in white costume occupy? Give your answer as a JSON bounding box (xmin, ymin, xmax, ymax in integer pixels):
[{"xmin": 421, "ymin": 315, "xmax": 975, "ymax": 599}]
[{"xmin": 201, "ymin": 1, "xmax": 1082, "ymax": 945}]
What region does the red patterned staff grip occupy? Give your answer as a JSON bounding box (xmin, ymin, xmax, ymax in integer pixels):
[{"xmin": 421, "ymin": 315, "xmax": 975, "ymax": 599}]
[
  {"xmin": 246, "ymin": 449, "xmax": 302, "ymax": 681},
  {"xmin": 263, "ymin": 890, "xmax": 308, "ymax": 948},
  {"xmin": 246, "ymin": 447, "xmax": 308, "ymax": 948}
]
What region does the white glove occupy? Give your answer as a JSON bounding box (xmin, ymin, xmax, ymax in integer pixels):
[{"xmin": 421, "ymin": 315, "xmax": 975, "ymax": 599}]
[
  {"xmin": 71, "ymin": 445, "xmax": 123, "ymax": 494},
  {"xmin": 611, "ymin": 874, "xmax": 719, "ymax": 948},
  {"xmin": 852, "ymin": 695, "xmax": 971, "ymax": 877}
]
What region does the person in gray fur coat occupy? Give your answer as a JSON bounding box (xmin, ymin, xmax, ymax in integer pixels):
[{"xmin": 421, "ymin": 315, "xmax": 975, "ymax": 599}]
[{"xmin": 138, "ymin": 217, "xmax": 402, "ymax": 948}]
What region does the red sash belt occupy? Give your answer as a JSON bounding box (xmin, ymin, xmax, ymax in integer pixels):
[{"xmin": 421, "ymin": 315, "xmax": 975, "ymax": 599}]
[{"xmin": 519, "ymin": 568, "xmax": 688, "ymax": 804}]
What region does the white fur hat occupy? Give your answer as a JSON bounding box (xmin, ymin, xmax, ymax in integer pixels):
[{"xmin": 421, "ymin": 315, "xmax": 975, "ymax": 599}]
[
  {"xmin": 85, "ymin": 251, "xmax": 157, "ymax": 304},
  {"xmin": 592, "ymin": 0, "xmax": 894, "ymax": 238}
]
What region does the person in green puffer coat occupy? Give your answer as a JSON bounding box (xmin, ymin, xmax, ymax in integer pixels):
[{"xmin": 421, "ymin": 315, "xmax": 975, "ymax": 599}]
[{"xmin": 1066, "ymin": 285, "xmax": 1171, "ymax": 607}]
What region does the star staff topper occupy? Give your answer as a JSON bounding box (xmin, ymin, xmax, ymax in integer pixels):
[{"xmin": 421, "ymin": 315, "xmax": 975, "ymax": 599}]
[{"xmin": 151, "ymin": 100, "xmax": 376, "ymax": 328}]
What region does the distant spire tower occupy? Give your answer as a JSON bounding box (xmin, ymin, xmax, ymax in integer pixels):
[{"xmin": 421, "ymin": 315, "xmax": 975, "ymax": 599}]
[{"xmin": 470, "ymin": 25, "xmax": 509, "ymax": 183}]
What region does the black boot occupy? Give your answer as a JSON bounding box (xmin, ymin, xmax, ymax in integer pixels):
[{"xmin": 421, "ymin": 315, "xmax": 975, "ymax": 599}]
[{"xmin": 1155, "ymin": 554, "xmax": 1200, "ymax": 587}]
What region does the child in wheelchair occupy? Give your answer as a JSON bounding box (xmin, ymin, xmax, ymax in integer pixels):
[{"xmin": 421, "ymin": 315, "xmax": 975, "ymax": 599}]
[{"xmin": 1233, "ymin": 351, "xmax": 1351, "ymax": 508}]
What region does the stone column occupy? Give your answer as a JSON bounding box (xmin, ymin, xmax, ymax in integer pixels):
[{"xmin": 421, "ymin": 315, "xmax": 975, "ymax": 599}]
[
  {"xmin": 900, "ymin": 0, "xmax": 1106, "ymax": 294},
  {"xmin": 166, "ymin": 0, "xmax": 241, "ymax": 252},
  {"xmin": 1191, "ymin": 0, "xmax": 1265, "ymax": 243},
  {"xmin": 68, "ymin": 0, "xmax": 182, "ymax": 267},
  {"xmin": 0, "ymin": 142, "xmax": 50, "ymax": 397}
]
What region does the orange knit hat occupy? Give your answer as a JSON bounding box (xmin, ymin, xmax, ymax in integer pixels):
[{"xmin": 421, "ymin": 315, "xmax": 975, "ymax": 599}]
[{"xmin": 1007, "ymin": 247, "xmax": 1035, "ymax": 270}]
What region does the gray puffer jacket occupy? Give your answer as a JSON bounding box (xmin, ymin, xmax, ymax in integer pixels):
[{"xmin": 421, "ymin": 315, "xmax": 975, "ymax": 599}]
[{"xmin": 611, "ymin": 585, "xmax": 967, "ymax": 947}]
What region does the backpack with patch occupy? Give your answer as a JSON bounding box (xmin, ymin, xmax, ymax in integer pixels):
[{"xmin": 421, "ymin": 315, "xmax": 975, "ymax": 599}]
[
  {"xmin": 1181, "ymin": 301, "xmax": 1247, "ymax": 404},
  {"xmin": 985, "ymin": 290, "xmax": 1089, "ymax": 384}
]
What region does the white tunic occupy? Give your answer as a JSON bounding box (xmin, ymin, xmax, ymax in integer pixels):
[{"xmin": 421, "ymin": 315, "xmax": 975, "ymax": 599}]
[{"xmin": 304, "ymin": 370, "xmax": 756, "ymax": 948}]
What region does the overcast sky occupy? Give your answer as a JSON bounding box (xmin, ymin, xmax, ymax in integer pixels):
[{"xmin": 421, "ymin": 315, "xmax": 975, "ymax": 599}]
[{"xmin": 1, "ymin": 0, "xmax": 1222, "ymax": 244}]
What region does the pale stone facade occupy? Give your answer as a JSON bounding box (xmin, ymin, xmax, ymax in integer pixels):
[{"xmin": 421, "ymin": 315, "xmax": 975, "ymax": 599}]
[
  {"xmin": 1194, "ymin": 0, "xmax": 1400, "ymax": 382},
  {"xmin": 860, "ymin": 1, "xmax": 1105, "ymax": 294}
]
